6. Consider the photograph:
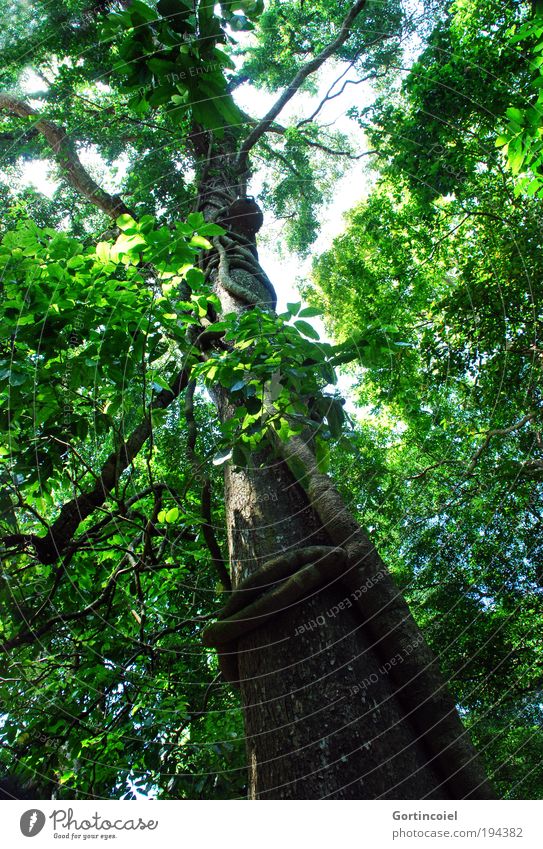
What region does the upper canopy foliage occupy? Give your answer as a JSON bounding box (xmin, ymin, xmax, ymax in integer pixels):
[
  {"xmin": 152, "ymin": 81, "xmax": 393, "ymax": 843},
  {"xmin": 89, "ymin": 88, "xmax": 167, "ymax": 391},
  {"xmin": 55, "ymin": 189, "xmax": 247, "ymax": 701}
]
[{"xmin": 309, "ymin": 0, "xmax": 543, "ymax": 799}]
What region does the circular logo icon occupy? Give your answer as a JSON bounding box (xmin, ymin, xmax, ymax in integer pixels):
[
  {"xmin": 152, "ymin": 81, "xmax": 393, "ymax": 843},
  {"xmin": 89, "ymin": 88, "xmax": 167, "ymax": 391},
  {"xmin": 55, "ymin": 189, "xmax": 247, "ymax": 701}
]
[{"xmin": 20, "ymin": 809, "xmax": 46, "ymax": 837}]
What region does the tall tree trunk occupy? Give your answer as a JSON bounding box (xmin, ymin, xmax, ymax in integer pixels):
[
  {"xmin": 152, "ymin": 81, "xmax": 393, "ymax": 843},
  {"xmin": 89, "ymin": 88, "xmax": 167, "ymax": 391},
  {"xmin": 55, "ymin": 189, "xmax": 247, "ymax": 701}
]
[
  {"xmin": 196, "ymin": 144, "xmax": 494, "ymax": 800},
  {"xmin": 223, "ymin": 457, "xmax": 447, "ymax": 799}
]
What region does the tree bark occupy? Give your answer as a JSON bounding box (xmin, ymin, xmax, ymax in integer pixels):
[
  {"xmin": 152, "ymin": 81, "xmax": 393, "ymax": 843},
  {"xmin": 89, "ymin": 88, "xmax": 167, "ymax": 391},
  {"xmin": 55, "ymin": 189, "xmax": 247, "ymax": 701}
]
[
  {"xmin": 196, "ymin": 145, "xmax": 494, "ymax": 800},
  {"xmin": 222, "ymin": 456, "xmax": 447, "ymax": 799}
]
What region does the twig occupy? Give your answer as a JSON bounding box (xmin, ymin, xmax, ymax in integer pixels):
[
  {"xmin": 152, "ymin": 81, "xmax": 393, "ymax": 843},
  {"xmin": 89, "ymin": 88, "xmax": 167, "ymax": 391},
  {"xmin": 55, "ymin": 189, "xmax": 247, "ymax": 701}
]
[
  {"xmin": 1, "ymin": 562, "xmax": 126, "ymax": 651},
  {"xmin": 236, "ymin": 0, "xmax": 369, "ymax": 172},
  {"xmin": 298, "ymin": 137, "xmax": 377, "ymax": 159},
  {"xmin": 2, "ymin": 365, "xmax": 193, "ymax": 564},
  {"xmin": 466, "ymin": 414, "xmax": 536, "ymax": 476},
  {"xmin": 298, "ymin": 66, "xmax": 385, "ymax": 127},
  {"xmin": 184, "ymin": 381, "xmax": 231, "ymax": 591}
]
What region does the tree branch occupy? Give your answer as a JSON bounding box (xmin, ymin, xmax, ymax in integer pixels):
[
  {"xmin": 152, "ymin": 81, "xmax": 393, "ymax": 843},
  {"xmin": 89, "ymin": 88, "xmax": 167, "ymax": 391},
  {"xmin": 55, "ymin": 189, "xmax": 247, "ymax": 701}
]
[
  {"xmin": 465, "ymin": 413, "xmax": 536, "ymax": 476},
  {"xmin": 235, "ymin": 0, "xmax": 368, "ymax": 172},
  {"xmin": 2, "ymin": 367, "xmax": 192, "ymax": 565},
  {"xmin": 0, "ymin": 93, "xmax": 132, "ymax": 218},
  {"xmin": 184, "ymin": 381, "xmax": 231, "ymax": 591},
  {"xmin": 297, "ymin": 60, "xmax": 361, "ymax": 127},
  {"xmin": 297, "ymin": 64, "xmax": 389, "ymax": 129},
  {"xmin": 299, "ymin": 136, "xmax": 378, "ymax": 159},
  {"xmin": 1, "ymin": 565, "xmax": 122, "ymax": 651}
]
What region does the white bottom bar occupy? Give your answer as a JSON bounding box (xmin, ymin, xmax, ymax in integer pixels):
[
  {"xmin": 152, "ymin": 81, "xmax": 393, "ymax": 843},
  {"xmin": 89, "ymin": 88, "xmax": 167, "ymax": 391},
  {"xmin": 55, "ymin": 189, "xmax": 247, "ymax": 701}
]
[{"xmin": 4, "ymin": 800, "xmax": 542, "ymax": 848}]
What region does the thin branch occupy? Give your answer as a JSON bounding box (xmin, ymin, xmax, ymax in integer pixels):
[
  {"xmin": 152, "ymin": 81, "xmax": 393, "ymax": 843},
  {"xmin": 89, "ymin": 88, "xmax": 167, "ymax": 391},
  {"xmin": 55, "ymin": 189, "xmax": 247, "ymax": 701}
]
[
  {"xmin": 297, "ymin": 60, "xmax": 360, "ymax": 127},
  {"xmin": 299, "ymin": 136, "xmax": 378, "ymax": 159},
  {"xmin": 0, "ymin": 93, "xmax": 131, "ymax": 218},
  {"xmin": 406, "ymin": 460, "xmax": 458, "ymax": 481},
  {"xmin": 259, "ymin": 119, "xmax": 377, "ymax": 159},
  {"xmin": 48, "ymin": 436, "xmax": 102, "ymax": 483},
  {"xmin": 192, "ymin": 672, "xmax": 222, "ymax": 716},
  {"xmin": 184, "ymin": 381, "xmax": 231, "ymax": 591},
  {"xmin": 200, "ymin": 479, "xmax": 231, "ymax": 592},
  {"xmin": 466, "ymin": 414, "xmax": 536, "ymax": 476},
  {"xmin": 25, "ymin": 549, "xmax": 74, "ymax": 626},
  {"xmin": 298, "ymin": 65, "xmax": 386, "ymax": 128},
  {"xmin": 1, "ymin": 564, "xmax": 122, "ymax": 651},
  {"xmin": 1, "ymin": 367, "xmax": 193, "ymax": 565},
  {"xmin": 416, "ymin": 213, "xmax": 473, "ymax": 268},
  {"xmin": 259, "ymin": 143, "xmax": 305, "ymax": 181},
  {"xmin": 5, "ymin": 484, "xmax": 51, "ymax": 534},
  {"xmin": 150, "ymin": 612, "xmax": 213, "ymax": 643},
  {"xmin": 69, "ymin": 90, "xmax": 186, "ymax": 138},
  {"xmin": 236, "ymin": 0, "xmax": 368, "ymax": 172}
]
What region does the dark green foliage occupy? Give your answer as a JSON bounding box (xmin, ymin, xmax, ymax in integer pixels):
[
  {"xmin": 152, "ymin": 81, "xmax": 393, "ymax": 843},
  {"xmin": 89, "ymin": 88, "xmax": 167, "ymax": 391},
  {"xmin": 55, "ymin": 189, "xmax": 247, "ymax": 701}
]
[
  {"xmin": 1, "ymin": 0, "xmax": 541, "ymax": 801},
  {"xmin": 309, "ymin": 0, "xmax": 543, "ymax": 798}
]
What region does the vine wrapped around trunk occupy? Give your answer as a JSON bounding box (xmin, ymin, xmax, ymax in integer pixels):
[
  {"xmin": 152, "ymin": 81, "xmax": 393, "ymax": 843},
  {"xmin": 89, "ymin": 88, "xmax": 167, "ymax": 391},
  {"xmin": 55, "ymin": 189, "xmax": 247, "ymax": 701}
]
[{"xmin": 196, "ymin": 157, "xmax": 495, "ymax": 800}]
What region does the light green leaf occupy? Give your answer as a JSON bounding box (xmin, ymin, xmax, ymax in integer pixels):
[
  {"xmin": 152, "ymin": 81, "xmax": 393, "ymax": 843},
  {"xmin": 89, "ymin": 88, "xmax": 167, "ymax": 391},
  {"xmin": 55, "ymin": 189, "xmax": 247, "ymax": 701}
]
[
  {"xmin": 96, "ymin": 242, "xmax": 111, "ymax": 263},
  {"xmin": 116, "ymin": 214, "xmax": 137, "ymax": 231},
  {"xmin": 298, "ymin": 307, "xmax": 322, "ymax": 318},
  {"xmin": 190, "ymin": 235, "xmax": 213, "ymax": 250}
]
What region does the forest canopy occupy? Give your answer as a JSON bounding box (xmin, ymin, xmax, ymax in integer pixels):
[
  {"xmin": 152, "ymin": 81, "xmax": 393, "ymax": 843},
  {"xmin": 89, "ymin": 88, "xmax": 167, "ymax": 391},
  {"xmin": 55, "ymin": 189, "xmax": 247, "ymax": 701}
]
[{"xmin": 0, "ymin": 0, "xmax": 541, "ymax": 801}]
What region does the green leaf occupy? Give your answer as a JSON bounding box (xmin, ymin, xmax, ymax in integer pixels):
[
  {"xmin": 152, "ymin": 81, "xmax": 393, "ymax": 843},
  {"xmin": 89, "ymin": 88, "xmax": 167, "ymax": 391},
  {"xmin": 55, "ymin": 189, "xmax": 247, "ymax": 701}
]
[
  {"xmin": 525, "ymin": 178, "xmax": 542, "ymax": 196},
  {"xmin": 96, "ymin": 242, "xmax": 111, "ymax": 263},
  {"xmin": 326, "ymin": 399, "xmax": 345, "ymax": 439},
  {"xmin": 232, "ymin": 444, "xmax": 251, "ymax": 468},
  {"xmin": 315, "ymin": 437, "xmax": 330, "ymax": 473},
  {"xmin": 67, "ymin": 255, "xmax": 85, "ymax": 270},
  {"xmin": 508, "ymin": 140, "xmax": 526, "ymax": 176},
  {"xmin": 116, "ymin": 214, "xmax": 138, "ymax": 231},
  {"xmin": 165, "ymin": 507, "xmax": 179, "ymax": 523},
  {"xmin": 294, "ymin": 319, "xmax": 320, "ymax": 340},
  {"xmin": 8, "ymin": 370, "xmax": 27, "ymax": 386},
  {"xmin": 298, "ymin": 307, "xmax": 322, "ymax": 318},
  {"xmin": 190, "ymin": 235, "xmax": 213, "ymax": 250},
  {"xmin": 198, "ymin": 223, "xmax": 225, "ymax": 237},
  {"xmin": 187, "ymin": 212, "xmax": 205, "ymax": 229},
  {"xmin": 151, "ymin": 408, "xmax": 169, "ymax": 427},
  {"xmin": 505, "ymin": 107, "xmax": 525, "ymax": 126}
]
